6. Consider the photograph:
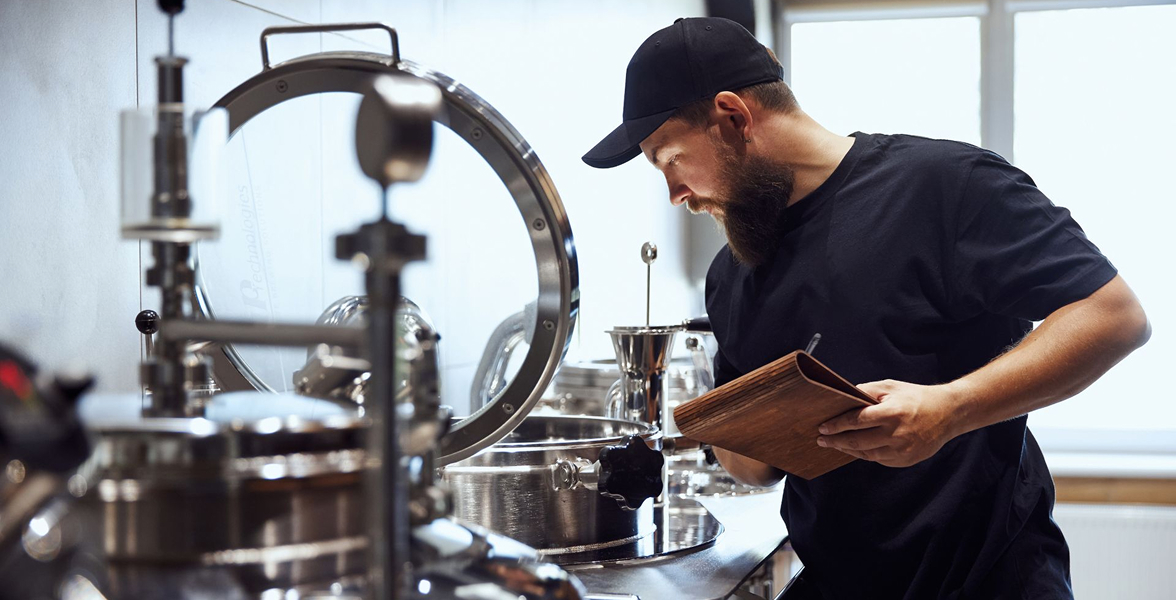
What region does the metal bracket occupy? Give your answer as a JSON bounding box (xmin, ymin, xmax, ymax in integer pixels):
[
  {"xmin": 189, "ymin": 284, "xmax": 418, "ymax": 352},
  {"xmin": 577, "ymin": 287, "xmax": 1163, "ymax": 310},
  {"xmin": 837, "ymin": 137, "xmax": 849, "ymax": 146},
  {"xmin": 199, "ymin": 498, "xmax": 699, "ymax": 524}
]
[{"xmin": 260, "ymin": 22, "xmax": 400, "ymax": 69}]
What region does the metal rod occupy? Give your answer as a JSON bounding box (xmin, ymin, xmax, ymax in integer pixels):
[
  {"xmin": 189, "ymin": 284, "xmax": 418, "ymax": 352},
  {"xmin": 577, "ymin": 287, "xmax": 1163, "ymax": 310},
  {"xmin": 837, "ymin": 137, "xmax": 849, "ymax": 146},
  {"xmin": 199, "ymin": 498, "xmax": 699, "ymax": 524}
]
[
  {"xmin": 359, "ymin": 220, "xmax": 413, "ymax": 600},
  {"xmin": 160, "ymin": 319, "xmax": 365, "ymax": 348},
  {"xmin": 646, "ymin": 264, "xmax": 651, "ymax": 327}
]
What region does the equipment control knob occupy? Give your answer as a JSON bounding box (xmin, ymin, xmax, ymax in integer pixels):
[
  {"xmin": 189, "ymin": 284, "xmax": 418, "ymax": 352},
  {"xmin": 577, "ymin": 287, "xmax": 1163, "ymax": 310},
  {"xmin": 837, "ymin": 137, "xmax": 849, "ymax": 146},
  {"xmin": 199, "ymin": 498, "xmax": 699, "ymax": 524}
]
[
  {"xmin": 597, "ymin": 435, "xmax": 664, "ymax": 511},
  {"xmin": 135, "ymin": 310, "xmax": 160, "ymax": 335}
]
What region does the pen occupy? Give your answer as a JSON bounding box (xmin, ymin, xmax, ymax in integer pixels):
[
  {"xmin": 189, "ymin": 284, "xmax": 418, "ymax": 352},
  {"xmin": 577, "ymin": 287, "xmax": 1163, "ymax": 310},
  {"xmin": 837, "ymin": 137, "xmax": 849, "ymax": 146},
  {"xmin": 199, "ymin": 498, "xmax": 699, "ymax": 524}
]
[{"xmin": 805, "ymin": 333, "xmax": 822, "ymax": 355}]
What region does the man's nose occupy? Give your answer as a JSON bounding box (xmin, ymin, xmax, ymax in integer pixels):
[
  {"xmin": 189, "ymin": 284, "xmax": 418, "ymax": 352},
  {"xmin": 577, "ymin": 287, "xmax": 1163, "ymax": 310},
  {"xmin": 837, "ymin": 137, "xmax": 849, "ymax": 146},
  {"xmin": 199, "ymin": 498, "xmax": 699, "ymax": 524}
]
[{"xmin": 668, "ymin": 182, "xmax": 691, "ymax": 207}]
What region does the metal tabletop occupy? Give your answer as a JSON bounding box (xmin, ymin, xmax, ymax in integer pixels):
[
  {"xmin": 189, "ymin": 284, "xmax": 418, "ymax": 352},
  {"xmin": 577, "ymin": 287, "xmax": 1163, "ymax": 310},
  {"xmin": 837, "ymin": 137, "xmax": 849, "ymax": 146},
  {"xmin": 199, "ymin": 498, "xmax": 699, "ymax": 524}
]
[{"xmin": 569, "ymin": 489, "xmax": 788, "ymax": 600}]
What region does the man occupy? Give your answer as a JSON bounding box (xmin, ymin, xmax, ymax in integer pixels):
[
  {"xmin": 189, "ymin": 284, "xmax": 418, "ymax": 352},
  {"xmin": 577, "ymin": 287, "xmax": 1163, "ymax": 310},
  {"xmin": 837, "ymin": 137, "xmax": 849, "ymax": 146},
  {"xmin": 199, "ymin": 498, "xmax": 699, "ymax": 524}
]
[{"xmin": 582, "ymin": 17, "xmax": 1150, "ymax": 600}]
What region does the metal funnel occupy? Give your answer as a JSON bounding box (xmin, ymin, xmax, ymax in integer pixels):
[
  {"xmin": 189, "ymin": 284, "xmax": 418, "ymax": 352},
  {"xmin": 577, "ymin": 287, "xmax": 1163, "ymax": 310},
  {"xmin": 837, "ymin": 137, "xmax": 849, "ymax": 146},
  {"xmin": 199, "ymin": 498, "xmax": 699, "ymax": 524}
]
[{"xmin": 607, "ymin": 326, "xmax": 679, "ymax": 432}]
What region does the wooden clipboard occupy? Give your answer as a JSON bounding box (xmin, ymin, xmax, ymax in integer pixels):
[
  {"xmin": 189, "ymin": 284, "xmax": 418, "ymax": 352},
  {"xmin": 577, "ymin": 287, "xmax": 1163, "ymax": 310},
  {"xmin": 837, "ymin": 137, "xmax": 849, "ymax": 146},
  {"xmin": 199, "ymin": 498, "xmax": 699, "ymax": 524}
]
[{"xmin": 672, "ymin": 351, "xmax": 877, "ymax": 480}]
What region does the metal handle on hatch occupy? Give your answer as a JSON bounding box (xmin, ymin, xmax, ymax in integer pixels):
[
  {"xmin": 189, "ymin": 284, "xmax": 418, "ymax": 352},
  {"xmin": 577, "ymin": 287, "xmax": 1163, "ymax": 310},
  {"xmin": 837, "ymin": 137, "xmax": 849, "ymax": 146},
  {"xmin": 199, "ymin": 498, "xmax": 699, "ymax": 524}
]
[{"xmin": 260, "ymin": 22, "xmax": 400, "ymax": 69}]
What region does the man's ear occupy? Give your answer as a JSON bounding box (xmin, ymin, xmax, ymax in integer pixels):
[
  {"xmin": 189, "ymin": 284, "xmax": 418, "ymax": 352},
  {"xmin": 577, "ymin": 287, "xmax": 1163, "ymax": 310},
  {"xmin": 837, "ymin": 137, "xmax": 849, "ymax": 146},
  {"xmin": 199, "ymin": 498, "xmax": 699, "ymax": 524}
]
[{"xmin": 712, "ymin": 91, "xmax": 753, "ymax": 144}]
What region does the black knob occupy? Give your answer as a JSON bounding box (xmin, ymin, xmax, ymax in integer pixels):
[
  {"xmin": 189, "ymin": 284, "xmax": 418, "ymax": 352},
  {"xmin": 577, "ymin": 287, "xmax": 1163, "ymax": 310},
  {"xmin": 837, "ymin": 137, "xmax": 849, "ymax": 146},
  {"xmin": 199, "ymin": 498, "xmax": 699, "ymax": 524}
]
[
  {"xmin": 703, "ymin": 445, "xmax": 718, "ymax": 466},
  {"xmin": 157, "ymin": 0, "xmax": 184, "ymax": 15},
  {"xmin": 597, "ymin": 435, "xmax": 664, "ymax": 511},
  {"xmin": 135, "ymin": 310, "xmax": 160, "ymax": 335}
]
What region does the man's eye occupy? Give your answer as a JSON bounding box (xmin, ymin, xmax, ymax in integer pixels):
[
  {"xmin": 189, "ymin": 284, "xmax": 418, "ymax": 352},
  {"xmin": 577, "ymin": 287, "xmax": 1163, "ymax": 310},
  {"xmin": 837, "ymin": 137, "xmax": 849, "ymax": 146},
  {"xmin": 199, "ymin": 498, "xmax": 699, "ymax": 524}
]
[{"xmin": 668, "ymin": 154, "xmax": 681, "ymax": 166}]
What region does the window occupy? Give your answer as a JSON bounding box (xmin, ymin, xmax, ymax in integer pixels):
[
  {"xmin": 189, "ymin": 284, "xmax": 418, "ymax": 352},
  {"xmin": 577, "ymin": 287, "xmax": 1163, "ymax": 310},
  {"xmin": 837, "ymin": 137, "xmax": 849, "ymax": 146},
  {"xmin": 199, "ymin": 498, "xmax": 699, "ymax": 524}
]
[
  {"xmin": 1013, "ymin": 4, "xmax": 1176, "ymax": 432},
  {"xmin": 790, "ymin": 17, "xmax": 982, "ymax": 144},
  {"xmin": 780, "ymin": 0, "xmax": 1175, "ymax": 441}
]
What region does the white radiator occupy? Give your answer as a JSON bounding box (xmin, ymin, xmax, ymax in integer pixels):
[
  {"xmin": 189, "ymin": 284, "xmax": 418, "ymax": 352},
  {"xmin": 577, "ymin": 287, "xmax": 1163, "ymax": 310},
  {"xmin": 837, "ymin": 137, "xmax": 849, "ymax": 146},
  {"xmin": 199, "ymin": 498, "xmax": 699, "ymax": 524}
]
[{"xmin": 1054, "ymin": 503, "xmax": 1176, "ymax": 599}]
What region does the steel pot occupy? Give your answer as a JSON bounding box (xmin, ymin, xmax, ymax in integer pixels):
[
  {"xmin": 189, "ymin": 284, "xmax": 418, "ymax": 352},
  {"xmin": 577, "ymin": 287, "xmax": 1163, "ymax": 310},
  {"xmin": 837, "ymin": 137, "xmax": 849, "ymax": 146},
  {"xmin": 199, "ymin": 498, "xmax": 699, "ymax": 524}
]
[
  {"xmin": 75, "ymin": 415, "xmax": 367, "ymax": 596},
  {"xmin": 441, "ymin": 415, "xmax": 663, "ymax": 559}
]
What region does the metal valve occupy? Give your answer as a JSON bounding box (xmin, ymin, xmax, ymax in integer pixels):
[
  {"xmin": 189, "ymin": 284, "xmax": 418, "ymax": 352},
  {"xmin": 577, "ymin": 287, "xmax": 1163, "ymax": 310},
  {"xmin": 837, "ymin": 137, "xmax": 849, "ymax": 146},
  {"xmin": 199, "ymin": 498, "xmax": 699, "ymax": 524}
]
[{"xmin": 550, "ymin": 435, "xmax": 664, "ymax": 511}]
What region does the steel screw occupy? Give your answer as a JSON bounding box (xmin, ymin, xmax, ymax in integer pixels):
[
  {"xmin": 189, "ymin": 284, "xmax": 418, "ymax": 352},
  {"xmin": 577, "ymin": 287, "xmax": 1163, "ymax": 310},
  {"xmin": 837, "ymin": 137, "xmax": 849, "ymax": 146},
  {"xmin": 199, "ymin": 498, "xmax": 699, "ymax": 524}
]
[
  {"xmin": 276, "ymin": 80, "xmax": 288, "ymax": 93},
  {"xmin": 533, "ymin": 219, "xmax": 546, "ymax": 230},
  {"xmin": 502, "ymin": 403, "xmax": 515, "ymax": 414},
  {"xmin": 543, "ymin": 320, "xmax": 555, "ymax": 331},
  {"xmin": 471, "ymin": 127, "xmax": 483, "ymax": 140}
]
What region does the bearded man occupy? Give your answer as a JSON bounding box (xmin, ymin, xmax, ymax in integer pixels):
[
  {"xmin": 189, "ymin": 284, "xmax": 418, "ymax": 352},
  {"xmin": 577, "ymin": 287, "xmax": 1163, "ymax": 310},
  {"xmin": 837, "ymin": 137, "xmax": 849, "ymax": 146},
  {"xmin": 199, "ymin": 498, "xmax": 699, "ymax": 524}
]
[{"xmin": 582, "ymin": 17, "xmax": 1150, "ymax": 600}]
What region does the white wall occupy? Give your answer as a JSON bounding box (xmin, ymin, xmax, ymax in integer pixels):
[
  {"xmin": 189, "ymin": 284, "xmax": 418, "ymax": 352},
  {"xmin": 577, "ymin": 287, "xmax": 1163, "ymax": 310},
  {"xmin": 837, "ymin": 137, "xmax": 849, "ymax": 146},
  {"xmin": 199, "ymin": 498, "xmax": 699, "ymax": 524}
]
[
  {"xmin": 0, "ymin": 0, "xmax": 141, "ymax": 392},
  {"xmin": 1, "ymin": 1, "xmax": 723, "ymax": 413}
]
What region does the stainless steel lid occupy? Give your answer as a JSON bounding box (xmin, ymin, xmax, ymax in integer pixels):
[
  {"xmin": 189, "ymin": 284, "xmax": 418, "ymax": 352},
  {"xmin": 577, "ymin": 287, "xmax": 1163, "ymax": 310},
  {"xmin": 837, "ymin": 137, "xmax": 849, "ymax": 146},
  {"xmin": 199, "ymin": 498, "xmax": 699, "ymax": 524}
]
[
  {"xmin": 196, "ymin": 45, "xmax": 579, "ymax": 465},
  {"xmin": 85, "ymin": 415, "xmax": 366, "ymax": 481}
]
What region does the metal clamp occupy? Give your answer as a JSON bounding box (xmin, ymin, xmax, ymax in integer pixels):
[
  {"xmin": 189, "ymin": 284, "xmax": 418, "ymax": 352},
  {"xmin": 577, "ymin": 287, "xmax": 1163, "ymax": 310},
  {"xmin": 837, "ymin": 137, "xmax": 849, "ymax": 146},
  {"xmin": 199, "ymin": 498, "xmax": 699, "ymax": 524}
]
[{"xmin": 260, "ymin": 22, "xmax": 400, "ymax": 69}]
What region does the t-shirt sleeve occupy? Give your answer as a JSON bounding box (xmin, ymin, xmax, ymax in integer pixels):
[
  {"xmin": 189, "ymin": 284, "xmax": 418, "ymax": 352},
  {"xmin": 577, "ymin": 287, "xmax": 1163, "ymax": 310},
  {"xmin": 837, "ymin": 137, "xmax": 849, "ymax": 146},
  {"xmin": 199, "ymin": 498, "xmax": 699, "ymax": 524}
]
[{"xmin": 950, "ymin": 151, "xmax": 1118, "ymax": 321}]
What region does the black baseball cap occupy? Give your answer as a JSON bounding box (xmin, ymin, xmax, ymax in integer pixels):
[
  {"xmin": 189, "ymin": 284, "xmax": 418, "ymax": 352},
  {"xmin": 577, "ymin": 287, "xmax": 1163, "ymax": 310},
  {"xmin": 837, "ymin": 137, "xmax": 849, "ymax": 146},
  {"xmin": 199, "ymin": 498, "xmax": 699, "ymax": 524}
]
[{"xmin": 582, "ymin": 17, "xmax": 783, "ymax": 169}]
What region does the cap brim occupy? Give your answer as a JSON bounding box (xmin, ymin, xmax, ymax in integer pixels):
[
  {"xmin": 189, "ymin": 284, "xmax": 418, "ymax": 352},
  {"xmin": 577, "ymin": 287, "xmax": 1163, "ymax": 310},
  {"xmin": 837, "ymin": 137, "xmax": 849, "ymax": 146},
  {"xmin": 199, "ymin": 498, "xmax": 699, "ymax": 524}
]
[{"xmin": 582, "ymin": 107, "xmax": 679, "ymax": 169}]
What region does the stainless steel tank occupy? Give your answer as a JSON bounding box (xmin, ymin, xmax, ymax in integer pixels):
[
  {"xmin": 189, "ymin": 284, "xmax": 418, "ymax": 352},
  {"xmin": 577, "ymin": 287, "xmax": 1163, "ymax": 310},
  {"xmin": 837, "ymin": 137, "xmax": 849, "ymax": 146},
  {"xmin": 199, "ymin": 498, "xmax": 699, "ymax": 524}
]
[
  {"xmin": 442, "ymin": 415, "xmax": 665, "ymax": 561},
  {"xmin": 75, "ymin": 415, "xmax": 367, "ymax": 596}
]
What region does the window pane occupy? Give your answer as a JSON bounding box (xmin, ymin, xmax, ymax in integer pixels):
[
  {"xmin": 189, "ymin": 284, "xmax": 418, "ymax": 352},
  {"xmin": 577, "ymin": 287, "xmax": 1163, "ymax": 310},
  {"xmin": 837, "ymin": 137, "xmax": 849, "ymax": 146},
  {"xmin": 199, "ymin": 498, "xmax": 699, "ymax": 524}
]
[
  {"xmin": 1015, "ymin": 5, "xmax": 1176, "ymax": 431},
  {"xmin": 790, "ymin": 17, "xmax": 981, "ymax": 144}
]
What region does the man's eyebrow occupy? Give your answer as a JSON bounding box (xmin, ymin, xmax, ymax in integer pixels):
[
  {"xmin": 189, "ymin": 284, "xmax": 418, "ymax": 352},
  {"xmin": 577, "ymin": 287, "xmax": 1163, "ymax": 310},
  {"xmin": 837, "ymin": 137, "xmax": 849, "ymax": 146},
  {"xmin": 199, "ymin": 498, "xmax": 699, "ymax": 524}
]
[{"xmin": 647, "ymin": 144, "xmax": 664, "ymax": 166}]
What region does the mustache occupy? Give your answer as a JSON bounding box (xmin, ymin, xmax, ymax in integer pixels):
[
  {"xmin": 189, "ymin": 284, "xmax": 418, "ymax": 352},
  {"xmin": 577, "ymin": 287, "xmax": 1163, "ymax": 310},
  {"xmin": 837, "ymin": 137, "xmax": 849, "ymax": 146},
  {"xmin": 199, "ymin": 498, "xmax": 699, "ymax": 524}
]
[{"xmin": 686, "ymin": 196, "xmax": 721, "ymax": 216}]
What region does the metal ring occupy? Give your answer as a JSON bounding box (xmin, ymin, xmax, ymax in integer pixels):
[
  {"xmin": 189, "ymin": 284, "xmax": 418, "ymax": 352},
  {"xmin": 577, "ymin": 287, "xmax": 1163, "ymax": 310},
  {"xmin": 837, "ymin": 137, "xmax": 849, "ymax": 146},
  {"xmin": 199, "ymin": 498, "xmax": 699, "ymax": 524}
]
[{"xmin": 204, "ymin": 50, "xmax": 579, "ymax": 465}]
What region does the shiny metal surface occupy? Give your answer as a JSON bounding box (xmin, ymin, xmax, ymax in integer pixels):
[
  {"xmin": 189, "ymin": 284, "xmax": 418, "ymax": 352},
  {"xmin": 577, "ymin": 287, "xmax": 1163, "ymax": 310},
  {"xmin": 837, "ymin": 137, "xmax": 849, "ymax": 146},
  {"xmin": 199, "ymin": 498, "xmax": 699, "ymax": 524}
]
[
  {"xmin": 540, "ymin": 498, "xmax": 722, "ymax": 566},
  {"xmin": 607, "ymin": 326, "xmax": 679, "ymax": 433},
  {"xmin": 292, "ymin": 296, "xmax": 438, "ymax": 407},
  {"xmin": 206, "ymin": 50, "xmax": 580, "ymax": 466},
  {"xmin": 442, "ymin": 416, "xmax": 662, "ymax": 557},
  {"xmin": 77, "ymin": 417, "xmax": 368, "ymax": 593},
  {"xmin": 411, "ymin": 518, "xmax": 586, "ymax": 599},
  {"xmin": 546, "ymin": 358, "xmax": 704, "ymax": 418},
  {"xmin": 355, "ymin": 74, "xmax": 440, "ymax": 187},
  {"xmin": 470, "ymin": 305, "xmax": 533, "ymax": 410},
  {"xmin": 570, "ymin": 490, "xmax": 789, "ymax": 600}
]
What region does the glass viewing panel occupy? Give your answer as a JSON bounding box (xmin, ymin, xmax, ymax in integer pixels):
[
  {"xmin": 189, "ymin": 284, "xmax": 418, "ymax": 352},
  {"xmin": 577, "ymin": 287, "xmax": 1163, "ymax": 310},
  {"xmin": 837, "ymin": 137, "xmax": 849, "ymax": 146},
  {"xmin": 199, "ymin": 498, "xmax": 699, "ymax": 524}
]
[{"xmin": 197, "ymin": 92, "xmax": 539, "ymax": 416}]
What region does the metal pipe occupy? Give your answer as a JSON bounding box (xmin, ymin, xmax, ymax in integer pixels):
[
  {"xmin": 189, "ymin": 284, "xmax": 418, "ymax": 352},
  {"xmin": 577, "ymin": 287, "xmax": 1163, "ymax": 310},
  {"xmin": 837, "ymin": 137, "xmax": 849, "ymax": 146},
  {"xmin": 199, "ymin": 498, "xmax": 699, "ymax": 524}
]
[
  {"xmin": 160, "ymin": 319, "xmax": 365, "ymax": 349},
  {"xmin": 469, "ymin": 310, "xmax": 527, "ymax": 409}
]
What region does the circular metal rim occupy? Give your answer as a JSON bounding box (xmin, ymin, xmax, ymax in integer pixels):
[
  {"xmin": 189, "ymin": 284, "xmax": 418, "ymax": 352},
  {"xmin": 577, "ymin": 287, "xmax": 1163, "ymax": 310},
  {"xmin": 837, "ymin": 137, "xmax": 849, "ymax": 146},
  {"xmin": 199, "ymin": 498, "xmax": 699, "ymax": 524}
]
[
  {"xmin": 485, "ymin": 415, "xmax": 659, "ymax": 451},
  {"xmin": 202, "ymin": 50, "xmax": 578, "ymax": 465}
]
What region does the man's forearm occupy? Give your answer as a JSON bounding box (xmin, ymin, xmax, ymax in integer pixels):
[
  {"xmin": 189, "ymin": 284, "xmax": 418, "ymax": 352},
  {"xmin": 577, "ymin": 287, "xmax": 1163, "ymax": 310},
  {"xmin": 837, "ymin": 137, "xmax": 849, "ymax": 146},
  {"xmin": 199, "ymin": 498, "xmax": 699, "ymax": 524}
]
[
  {"xmin": 818, "ymin": 275, "xmax": 1150, "ymax": 467},
  {"xmin": 712, "ymin": 446, "xmax": 784, "ymax": 487},
  {"xmin": 942, "ymin": 274, "xmax": 1150, "ymax": 438}
]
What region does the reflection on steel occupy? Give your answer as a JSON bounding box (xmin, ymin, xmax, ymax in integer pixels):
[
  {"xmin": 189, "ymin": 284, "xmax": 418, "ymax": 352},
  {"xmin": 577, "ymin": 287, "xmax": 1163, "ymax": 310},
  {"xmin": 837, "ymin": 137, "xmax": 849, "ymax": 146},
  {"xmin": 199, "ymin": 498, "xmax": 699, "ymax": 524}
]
[
  {"xmin": 77, "ymin": 417, "xmax": 369, "ymax": 594},
  {"xmin": 411, "ymin": 518, "xmax": 587, "ymax": 600},
  {"xmin": 470, "ymin": 305, "xmax": 532, "ymax": 410},
  {"xmin": 443, "ymin": 415, "xmax": 665, "ymax": 559},
  {"xmin": 161, "ymin": 318, "xmax": 365, "ymax": 349},
  {"xmin": 292, "ymin": 296, "xmax": 439, "ymax": 409},
  {"xmin": 205, "ymin": 49, "xmax": 580, "ymax": 466},
  {"xmin": 606, "ymin": 326, "xmax": 679, "ymax": 433},
  {"xmin": 568, "ymin": 492, "xmax": 788, "ymax": 600}
]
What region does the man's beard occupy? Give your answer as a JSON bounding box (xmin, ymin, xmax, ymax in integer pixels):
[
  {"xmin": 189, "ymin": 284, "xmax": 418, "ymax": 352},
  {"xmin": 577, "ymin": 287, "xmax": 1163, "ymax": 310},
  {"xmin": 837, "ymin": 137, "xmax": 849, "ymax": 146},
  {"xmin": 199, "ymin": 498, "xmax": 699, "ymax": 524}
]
[{"xmin": 689, "ymin": 141, "xmax": 795, "ymax": 268}]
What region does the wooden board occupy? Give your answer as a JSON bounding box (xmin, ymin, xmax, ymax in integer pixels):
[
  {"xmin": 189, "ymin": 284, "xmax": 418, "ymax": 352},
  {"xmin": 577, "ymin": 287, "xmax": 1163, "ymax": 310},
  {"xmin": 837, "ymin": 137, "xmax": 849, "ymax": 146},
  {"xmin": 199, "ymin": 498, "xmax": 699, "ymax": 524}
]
[{"xmin": 672, "ymin": 351, "xmax": 877, "ymax": 480}]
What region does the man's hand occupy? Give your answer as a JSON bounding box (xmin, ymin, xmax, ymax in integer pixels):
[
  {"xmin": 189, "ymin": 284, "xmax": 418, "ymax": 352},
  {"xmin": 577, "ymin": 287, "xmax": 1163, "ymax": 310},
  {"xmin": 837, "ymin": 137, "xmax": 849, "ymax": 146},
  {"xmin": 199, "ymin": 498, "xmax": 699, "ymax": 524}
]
[{"xmin": 816, "ymin": 380, "xmax": 961, "ymax": 468}]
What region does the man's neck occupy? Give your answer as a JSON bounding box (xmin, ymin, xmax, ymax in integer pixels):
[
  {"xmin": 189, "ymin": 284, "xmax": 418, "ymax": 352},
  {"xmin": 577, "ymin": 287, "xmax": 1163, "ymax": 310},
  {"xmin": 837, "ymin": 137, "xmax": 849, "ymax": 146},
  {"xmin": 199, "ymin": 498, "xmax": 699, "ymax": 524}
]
[{"xmin": 756, "ymin": 111, "xmax": 856, "ymax": 206}]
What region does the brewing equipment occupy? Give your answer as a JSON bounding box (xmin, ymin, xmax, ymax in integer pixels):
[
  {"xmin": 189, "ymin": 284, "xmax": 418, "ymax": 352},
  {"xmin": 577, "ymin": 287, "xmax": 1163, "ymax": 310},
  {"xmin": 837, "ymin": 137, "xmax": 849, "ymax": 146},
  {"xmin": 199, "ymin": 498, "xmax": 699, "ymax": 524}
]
[
  {"xmin": 56, "ymin": 4, "xmax": 589, "ymax": 599},
  {"xmin": 0, "ymin": 5, "xmax": 796, "ymax": 598}
]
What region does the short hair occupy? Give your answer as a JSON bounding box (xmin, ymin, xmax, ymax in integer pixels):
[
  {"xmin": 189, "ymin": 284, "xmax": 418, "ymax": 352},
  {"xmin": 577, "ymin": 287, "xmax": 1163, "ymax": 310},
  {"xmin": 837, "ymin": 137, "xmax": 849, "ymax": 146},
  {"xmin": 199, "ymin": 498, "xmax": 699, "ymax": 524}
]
[{"xmin": 670, "ymin": 47, "xmax": 798, "ymax": 127}]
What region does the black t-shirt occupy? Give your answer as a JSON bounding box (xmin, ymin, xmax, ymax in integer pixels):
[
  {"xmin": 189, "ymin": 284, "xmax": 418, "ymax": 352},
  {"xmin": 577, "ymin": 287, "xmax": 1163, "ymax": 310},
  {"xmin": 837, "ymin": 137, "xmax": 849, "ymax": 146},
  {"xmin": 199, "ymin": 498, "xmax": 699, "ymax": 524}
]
[{"xmin": 705, "ymin": 133, "xmax": 1117, "ymax": 600}]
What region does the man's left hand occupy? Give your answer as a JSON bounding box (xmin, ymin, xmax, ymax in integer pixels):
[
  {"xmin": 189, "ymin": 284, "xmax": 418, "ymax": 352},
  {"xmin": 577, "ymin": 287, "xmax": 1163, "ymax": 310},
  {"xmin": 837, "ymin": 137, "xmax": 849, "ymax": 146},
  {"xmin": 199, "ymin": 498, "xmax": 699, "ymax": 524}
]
[{"xmin": 816, "ymin": 380, "xmax": 962, "ymax": 468}]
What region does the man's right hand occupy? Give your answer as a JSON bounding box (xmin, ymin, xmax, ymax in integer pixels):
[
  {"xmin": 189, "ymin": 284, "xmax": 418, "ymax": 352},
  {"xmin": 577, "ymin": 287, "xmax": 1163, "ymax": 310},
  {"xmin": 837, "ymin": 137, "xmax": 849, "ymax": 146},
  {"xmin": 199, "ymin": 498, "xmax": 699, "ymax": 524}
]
[{"xmin": 712, "ymin": 446, "xmax": 785, "ymax": 487}]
